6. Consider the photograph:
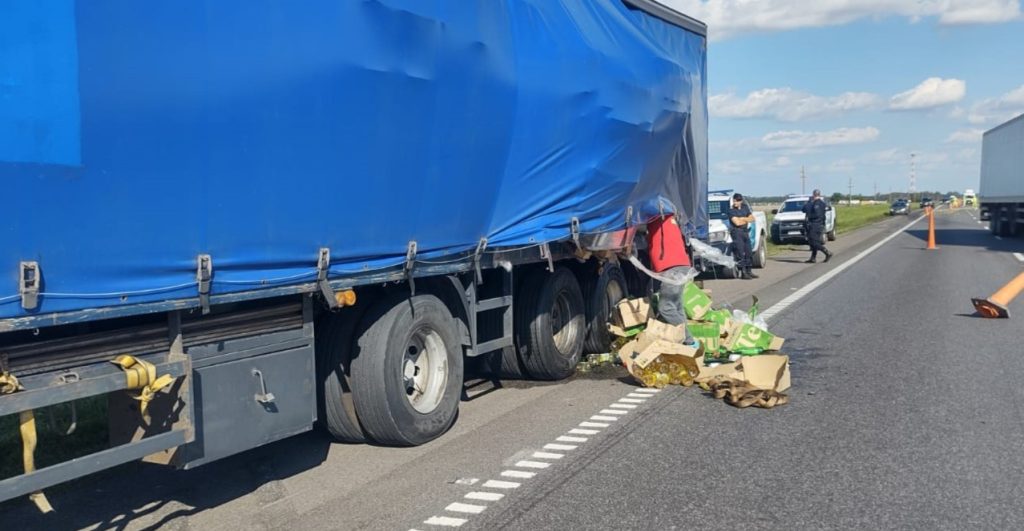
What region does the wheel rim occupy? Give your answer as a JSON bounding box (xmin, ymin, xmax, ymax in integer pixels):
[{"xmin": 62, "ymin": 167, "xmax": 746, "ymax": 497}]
[
  {"xmin": 550, "ymin": 290, "xmax": 576, "ymax": 356},
  {"xmin": 402, "ymin": 327, "xmax": 448, "ymax": 414},
  {"xmin": 759, "ymin": 242, "xmax": 766, "ymax": 264}
]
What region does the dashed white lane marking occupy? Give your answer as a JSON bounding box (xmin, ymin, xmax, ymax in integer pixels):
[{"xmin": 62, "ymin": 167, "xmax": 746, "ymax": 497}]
[
  {"xmin": 591, "ymin": 415, "xmax": 618, "ymax": 421},
  {"xmin": 626, "ymin": 393, "xmax": 651, "ymax": 398},
  {"xmin": 599, "ymin": 409, "xmax": 627, "ymax": 415},
  {"xmin": 424, "ymin": 516, "xmax": 467, "ymax": 527},
  {"xmin": 568, "ymin": 428, "xmax": 599, "ymax": 435},
  {"xmin": 633, "ymin": 388, "xmax": 660, "ymax": 394},
  {"xmin": 1014, "ymin": 253, "xmax": 1024, "ymax": 262},
  {"xmin": 482, "ymin": 480, "xmax": 520, "ymax": 489},
  {"xmin": 607, "ymin": 403, "xmax": 637, "ymax": 409},
  {"xmin": 501, "ymin": 470, "xmax": 536, "ymax": 479},
  {"xmin": 557, "ymin": 435, "xmax": 588, "ymax": 443},
  {"xmin": 515, "ymin": 460, "xmax": 551, "ymax": 469},
  {"xmin": 544, "ymin": 443, "xmax": 577, "ymax": 451},
  {"xmin": 619, "ymin": 398, "xmax": 645, "ymax": 403},
  {"xmin": 446, "ymin": 502, "xmax": 487, "ymax": 515},
  {"xmin": 532, "ymin": 451, "xmax": 564, "ymax": 460},
  {"xmin": 466, "ymin": 492, "xmax": 504, "ymax": 502},
  {"xmin": 579, "ymin": 421, "xmax": 610, "ymax": 428},
  {"xmin": 761, "ymin": 214, "xmax": 925, "ymax": 323}
]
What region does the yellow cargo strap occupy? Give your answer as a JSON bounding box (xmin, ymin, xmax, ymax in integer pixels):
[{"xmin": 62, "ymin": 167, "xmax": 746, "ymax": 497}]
[
  {"xmin": 0, "ymin": 371, "xmax": 21, "ymax": 394},
  {"xmin": 110, "ymin": 355, "xmax": 175, "ymax": 415},
  {"xmin": 1, "ymin": 372, "xmax": 54, "ymax": 513},
  {"xmin": 20, "ymin": 411, "xmax": 55, "ymax": 513}
]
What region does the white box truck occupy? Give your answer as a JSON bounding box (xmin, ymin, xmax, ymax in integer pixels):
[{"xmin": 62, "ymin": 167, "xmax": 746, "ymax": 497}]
[{"xmin": 980, "ymin": 114, "xmax": 1024, "ymax": 236}]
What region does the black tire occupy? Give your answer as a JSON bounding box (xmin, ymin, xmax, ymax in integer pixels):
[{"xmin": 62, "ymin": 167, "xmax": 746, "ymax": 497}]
[
  {"xmin": 751, "ymin": 235, "xmax": 767, "ymax": 269},
  {"xmin": 349, "ymin": 293, "xmax": 464, "ymax": 446},
  {"xmin": 315, "ymin": 309, "xmax": 369, "ymax": 443},
  {"xmin": 826, "ymin": 228, "xmax": 836, "ymax": 241},
  {"xmin": 579, "ymin": 262, "xmax": 628, "ymax": 354},
  {"xmin": 514, "ymin": 267, "xmax": 586, "ymax": 380},
  {"xmin": 620, "ymin": 259, "xmax": 653, "ymax": 299}
]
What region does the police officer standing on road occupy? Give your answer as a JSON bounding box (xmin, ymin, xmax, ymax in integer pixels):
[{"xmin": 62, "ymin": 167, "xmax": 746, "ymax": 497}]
[
  {"xmin": 728, "ymin": 193, "xmax": 758, "ymax": 280},
  {"xmin": 802, "ymin": 189, "xmax": 833, "ymax": 264}
]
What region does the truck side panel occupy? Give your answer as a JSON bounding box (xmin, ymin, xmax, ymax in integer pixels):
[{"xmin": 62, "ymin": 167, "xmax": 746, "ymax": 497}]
[{"xmin": 1, "ymin": 0, "xmax": 707, "ymax": 323}]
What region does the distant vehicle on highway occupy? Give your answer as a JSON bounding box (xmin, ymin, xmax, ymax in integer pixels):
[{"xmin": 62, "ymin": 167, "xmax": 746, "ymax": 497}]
[
  {"xmin": 770, "ymin": 195, "xmax": 836, "ymax": 244},
  {"xmin": 890, "ymin": 199, "xmax": 910, "ymax": 215},
  {"xmin": 919, "ymin": 197, "xmax": 934, "ymax": 209},
  {"xmin": 963, "ymin": 188, "xmax": 977, "ymax": 206},
  {"xmin": 698, "ymin": 189, "xmax": 768, "ymax": 278}
]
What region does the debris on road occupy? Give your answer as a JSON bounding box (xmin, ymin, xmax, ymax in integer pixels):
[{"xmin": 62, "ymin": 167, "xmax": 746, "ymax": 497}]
[{"xmin": 605, "ymin": 284, "xmax": 792, "ymax": 408}]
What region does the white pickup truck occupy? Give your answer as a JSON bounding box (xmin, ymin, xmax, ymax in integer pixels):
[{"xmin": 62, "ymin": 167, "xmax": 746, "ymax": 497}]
[
  {"xmin": 698, "ymin": 190, "xmax": 768, "ymax": 278},
  {"xmin": 770, "ymin": 195, "xmax": 836, "ymax": 244}
]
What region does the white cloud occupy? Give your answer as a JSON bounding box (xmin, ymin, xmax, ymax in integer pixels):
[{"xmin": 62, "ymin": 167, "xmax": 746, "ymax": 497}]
[
  {"xmin": 761, "ymin": 126, "xmax": 881, "ymax": 150},
  {"xmin": 946, "ymin": 128, "xmax": 985, "ymax": 143},
  {"xmin": 710, "ymin": 88, "xmax": 881, "ymax": 121},
  {"xmin": 775, "ymin": 156, "xmax": 792, "ymax": 166},
  {"xmin": 966, "ymin": 84, "xmax": 1024, "ymax": 125},
  {"xmin": 663, "ymin": 0, "xmax": 1022, "ymax": 40},
  {"xmin": 889, "ymin": 78, "xmax": 967, "ymax": 110}
]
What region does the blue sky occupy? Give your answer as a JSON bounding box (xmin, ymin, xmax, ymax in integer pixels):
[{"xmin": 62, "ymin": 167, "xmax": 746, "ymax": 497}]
[{"xmin": 666, "ymin": 0, "xmax": 1024, "ymax": 197}]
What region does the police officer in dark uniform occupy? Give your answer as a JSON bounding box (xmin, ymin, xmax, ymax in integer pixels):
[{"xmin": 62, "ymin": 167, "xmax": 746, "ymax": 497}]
[
  {"xmin": 728, "ymin": 193, "xmax": 758, "ymax": 280},
  {"xmin": 802, "ymin": 189, "xmax": 833, "ymax": 263}
]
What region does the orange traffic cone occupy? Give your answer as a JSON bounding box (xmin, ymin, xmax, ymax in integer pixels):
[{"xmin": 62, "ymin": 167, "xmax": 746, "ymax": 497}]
[
  {"xmin": 972, "ymin": 272, "xmax": 1024, "ymax": 318},
  {"xmin": 926, "ymin": 206, "xmax": 937, "ymax": 250}
]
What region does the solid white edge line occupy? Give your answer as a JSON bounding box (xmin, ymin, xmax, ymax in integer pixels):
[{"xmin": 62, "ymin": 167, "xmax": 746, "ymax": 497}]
[
  {"xmin": 445, "ymin": 502, "xmax": 487, "ymax": 514},
  {"xmin": 466, "ymin": 491, "xmax": 504, "ymax": 502},
  {"xmin": 544, "ymin": 443, "xmax": 577, "ymax": 450},
  {"xmin": 557, "ymin": 435, "xmax": 588, "ymax": 442},
  {"xmin": 569, "ymin": 428, "xmax": 599, "ymax": 435},
  {"xmin": 482, "ymin": 480, "xmax": 520, "ymax": 489},
  {"xmin": 501, "ymin": 469, "xmax": 536, "ymax": 479},
  {"xmin": 579, "ymin": 421, "xmax": 610, "ymax": 428},
  {"xmin": 532, "ymin": 451, "xmax": 565, "ymax": 459},
  {"xmin": 760, "ymin": 214, "xmax": 925, "ymax": 323},
  {"xmin": 424, "ymin": 516, "xmax": 467, "ymax": 527},
  {"xmin": 1014, "ymin": 253, "xmax": 1024, "ymax": 262}
]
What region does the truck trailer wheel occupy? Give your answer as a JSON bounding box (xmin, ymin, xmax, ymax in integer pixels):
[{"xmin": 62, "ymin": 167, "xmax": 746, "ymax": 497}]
[
  {"xmin": 316, "ymin": 310, "xmax": 369, "ymax": 443},
  {"xmin": 514, "ymin": 267, "xmax": 586, "ymax": 380},
  {"xmin": 579, "ymin": 262, "xmax": 628, "ymax": 354},
  {"xmin": 350, "ymin": 293, "xmax": 463, "ymax": 446}
]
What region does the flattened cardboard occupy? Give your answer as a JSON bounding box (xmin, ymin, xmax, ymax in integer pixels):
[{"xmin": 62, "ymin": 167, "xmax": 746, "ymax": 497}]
[
  {"xmin": 740, "ymin": 355, "xmax": 791, "ymax": 392},
  {"xmin": 694, "ymin": 362, "xmax": 742, "ymax": 383},
  {"xmin": 615, "ymin": 298, "xmax": 652, "ymax": 328}
]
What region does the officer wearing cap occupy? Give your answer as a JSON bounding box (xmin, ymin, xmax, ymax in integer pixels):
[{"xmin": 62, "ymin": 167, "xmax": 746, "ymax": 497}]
[
  {"xmin": 728, "ymin": 193, "xmax": 758, "ymax": 280},
  {"xmin": 802, "ymin": 189, "xmax": 833, "ymax": 263}
]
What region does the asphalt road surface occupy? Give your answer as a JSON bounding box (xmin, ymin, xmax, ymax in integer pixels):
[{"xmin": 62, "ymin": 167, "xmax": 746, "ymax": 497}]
[{"xmin": 4, "ymin": 208, "xmax": 1023, "ymax": 530}]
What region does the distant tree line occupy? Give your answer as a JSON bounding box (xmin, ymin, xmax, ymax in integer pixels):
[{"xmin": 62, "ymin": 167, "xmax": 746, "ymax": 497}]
[{"xmin": 745, "ymin": 190, "xmax": 962, "ymax": 205}]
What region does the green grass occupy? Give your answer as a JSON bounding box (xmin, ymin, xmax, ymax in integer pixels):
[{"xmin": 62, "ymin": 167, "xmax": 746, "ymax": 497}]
[
  {"xmin": 0, "ymin": 396, "xmax": 109, "ymax": 480},
  {"xmin": 762, "ymin": 203, "xmax": 891, "ymax": 256}
]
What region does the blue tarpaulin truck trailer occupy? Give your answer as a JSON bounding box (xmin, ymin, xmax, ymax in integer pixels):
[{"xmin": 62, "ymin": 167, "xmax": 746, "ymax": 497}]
[{"xmin": 0, "ymin": 0, "xmax": 707, "ymax": 506}]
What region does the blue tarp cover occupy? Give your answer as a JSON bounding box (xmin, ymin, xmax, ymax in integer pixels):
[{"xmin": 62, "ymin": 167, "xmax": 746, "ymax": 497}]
[{"xmin": 1, "ymin": 0, "xmax": 707, "ymax": 321}]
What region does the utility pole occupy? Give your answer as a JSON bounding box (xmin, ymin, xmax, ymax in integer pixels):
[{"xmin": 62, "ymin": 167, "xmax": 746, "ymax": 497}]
[
  {"xmin": 873, "ymin": 181, "xmax": 878, "ymax": 201},
  {"xmin": 847, "ymin": 176, "xmax": 853, "ymax": 206},
  {"xmin": 909, "ymin": 153, "xmax": 916, "ymax": 201},
  {"xmin": 800, "ymin": 166, "xmax": 806, "ymax": 195}
]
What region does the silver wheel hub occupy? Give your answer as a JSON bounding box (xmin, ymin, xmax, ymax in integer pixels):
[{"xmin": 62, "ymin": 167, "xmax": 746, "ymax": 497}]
[{"xmin": 403, "ymin": 327, "xmax": 448, "ymax": 414}]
